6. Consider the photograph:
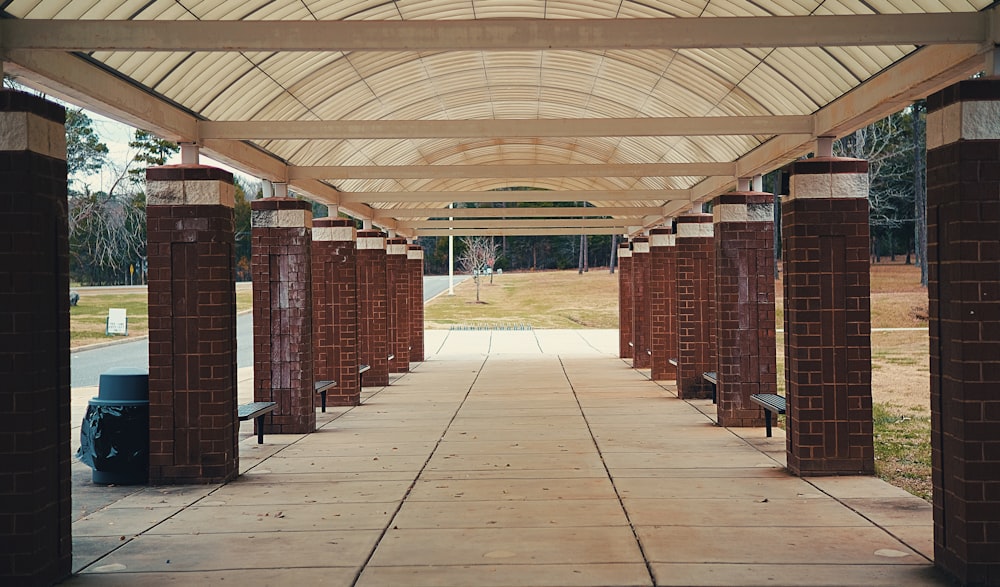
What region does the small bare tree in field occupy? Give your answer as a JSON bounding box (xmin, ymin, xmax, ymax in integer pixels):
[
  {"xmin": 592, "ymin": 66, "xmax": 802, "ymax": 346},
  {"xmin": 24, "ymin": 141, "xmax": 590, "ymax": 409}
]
[{"xmin": 458, "ymin": 236, "xmax": 499, "ymax": 303}]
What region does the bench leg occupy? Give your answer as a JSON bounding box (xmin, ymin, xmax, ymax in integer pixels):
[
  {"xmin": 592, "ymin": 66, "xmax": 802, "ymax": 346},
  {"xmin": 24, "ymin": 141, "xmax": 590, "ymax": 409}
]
[
  {"xmin": 712, "ymin": 383, "xmax": 717, "ymax": 404},
  {"xmin": 321, "ymin": 390, "xmax": 327, "ymax": 413},
  {"xmin": 764, "ymin": 411, "xmax": 772, "ymax": 438},
  {"xmin": 256, "ymin": 414, "xmax": 265, "ymax": 444}
]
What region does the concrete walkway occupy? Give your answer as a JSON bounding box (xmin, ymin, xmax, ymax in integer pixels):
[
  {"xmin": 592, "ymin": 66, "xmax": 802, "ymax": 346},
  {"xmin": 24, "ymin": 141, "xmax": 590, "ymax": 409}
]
[{"xmin": 66, "ymin": 330, "xmax": 943, "ymax": 586}]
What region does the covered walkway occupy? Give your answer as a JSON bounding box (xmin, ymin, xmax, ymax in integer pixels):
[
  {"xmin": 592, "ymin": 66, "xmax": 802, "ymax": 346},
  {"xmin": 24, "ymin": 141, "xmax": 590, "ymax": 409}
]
[{"xmin": 67, "ymin": 331, "xmax": 938, "ymax": 586}]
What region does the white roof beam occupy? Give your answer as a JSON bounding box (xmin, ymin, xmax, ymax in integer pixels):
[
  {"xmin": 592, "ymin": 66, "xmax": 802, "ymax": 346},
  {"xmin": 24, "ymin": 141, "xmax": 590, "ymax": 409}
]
[
  {"xmin": 341, "ymin": 190, "xmax": 692, "ymax": 204},
  {"xmin": 399, "ymin": 218, "xmax": 630, "ymax": 229},
  {"xmin": 373, "ymin": 206, "xmax": 664, "ymax": 219},
  {"xmin": 199, "ymin": 116, "xmax": 813, "ymax": 139},
  {"xmin": 290, "ymin": 163, "xmax": 735, "ymax": 180},
  {"xmin": 415, "ymin": 227, "xmax": 628, "ymax": 237},
  {"xmin": 3, "ymin": 13, "xmax": 990, "ymax": 52}
]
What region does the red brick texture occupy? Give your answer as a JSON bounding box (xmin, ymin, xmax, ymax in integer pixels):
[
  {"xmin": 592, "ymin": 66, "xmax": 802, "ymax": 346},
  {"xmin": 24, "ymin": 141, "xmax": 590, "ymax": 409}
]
[
  {"xmin": 386, "ymin": 238, "xmax": 410, "ymax": 373},
  {"xmin": 618, "ymin": 243, "xmax": 633, "ymax": 359},
  {"xmin": 146, "ymin": 165, "xmax": 239, "ymax": 485},
  {"xmin": 675, "ymin": 213, "xmax": 717, "ymax": 399},
  {"xmin": 926, "ymin": 79, "xmax": 1000, "ymax": 586},
  {"xmin": 357, "ymin": 230, "xmax": 390, "ymax": 387},
  {"xmin": 631, "ymin": 236, "xmax": 652, "ymax": 369},
  {"xmin": 650, "ymin": 227, "xmax": 677, "ymax": 380},
  {"xmin": 0, "ymin": 91, "xmax": 72, "ymax": 585},
  {"xmin": 408, "ymin": 245, "xmax": 425, "ymax": 362},
  {"xmin": 251, "ymin": 198, "xmax": 315, "ymax": 435},
  {"xmin": 783, "ymin": 158, "xmax": 874, "ymax": 477},
  {"xmin": 712, "ymin": 192, "xmax": 776, "ymax": 427},
  {"xmin": 312, "ymin": 218, "xmax": 360, "ymax": 406}
]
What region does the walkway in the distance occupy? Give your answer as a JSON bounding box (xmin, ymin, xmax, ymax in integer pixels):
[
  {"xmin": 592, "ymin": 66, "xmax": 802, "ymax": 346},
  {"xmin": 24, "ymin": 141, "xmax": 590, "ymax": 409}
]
[{"xmin": 66, "ymin": 330, "xmax": 942, "ymax": 586}]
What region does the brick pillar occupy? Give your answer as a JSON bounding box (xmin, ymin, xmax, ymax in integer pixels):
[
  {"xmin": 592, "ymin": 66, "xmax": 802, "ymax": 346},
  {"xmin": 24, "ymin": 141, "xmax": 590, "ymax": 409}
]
[
  {"xmin": 408, "ymin": 244, "xmax": 425, "ymax": 362},
  {"xmin": 631, "ymin": 236, "xmax": 652, "ymax": 369},
  {"xmin": 0, "ymin": 91, "xmax": 71, "ymax": 584},
  {"xmin": 147, "ymin": 165, "xmax": 238, "ymax": 484},
  {"xmin": 712, "ymin": 192, "xmax": 777, "ymax": 427},
  {"xmin": 650, "ymin": 227, "xmax": 677, "ymax": 381},
  {"xmin": 618, "ymin": 242, "xmax": 633, "ymax": 359},
  {"xmin": 357, "ymin": 230, "xmax": 389, "ymax": 386},
  {"xmin": 926, "ymin": 79, "xmax": 1000, "ymax": 585},
  {"xmin": 386, "ymin": 237, "xmax": 410, "ymax": 373},
  {"xmin": 675, "ymin": 213, "xmax": 716, "ymax": 399},
  {"xmin": 783, "ymin": 157, "xmax": 874, "ymax": 476},
  {"xmin": 251, "ymin": 198, "xmax": 315, "ymax": 435},
  {"xmin": 312, "ymin": 218, "xmax": 359, "ymax": 406}
]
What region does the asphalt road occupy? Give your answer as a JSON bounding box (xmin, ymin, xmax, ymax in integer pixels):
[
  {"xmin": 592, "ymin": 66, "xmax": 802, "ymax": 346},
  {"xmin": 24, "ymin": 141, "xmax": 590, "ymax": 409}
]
[{"xmin": 71, "ymin": 274, "xmax": 468, "ymax": 388}]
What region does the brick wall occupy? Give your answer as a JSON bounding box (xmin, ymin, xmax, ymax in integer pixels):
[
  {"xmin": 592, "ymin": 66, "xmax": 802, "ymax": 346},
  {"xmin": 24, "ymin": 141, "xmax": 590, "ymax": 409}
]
[
  {"xmin": 312, "ymin": 218, "xmax": 360, "ymax": 406},
  {"xmin": 675, "ymin": 213, "xmax": 716, "ymax": 399},
  {"xmin": 146, "ymin": 165, "xmax": 239, "ymax": 484},
  {"xmin": 386, "ymin": 237, "xmax": 410, "ymax": 373},
  {"xmin": 783, "ymin": 158, "xmax": 874, "ymax": 476},
  {"xmin": 357, "ymin": 230, "xmax": 389, "ymax": 387},
  {"xmin": 0, "ymin": 91, "xmax": 72, "ymax": 585},
  {"xmin": 618, "ymin": 242, "xmax": 633, "ymax": 359},
  {"xmin": 649, "ymin": 227, "xmax": 677, "ymax": 381},
  {"xmin": 631, "ymin": 237, "xmax": 652, "ymax": 369},
  {"xmin": 408, "ymin": 245, "xmax": 425, "ymax": 362},
  {"xmin": 713, "ymin": 192, "xmax": 776, "ymax": 427},
  {"xmin": 926, "ymin": 79, "xmax": 1000, "ymax": 585},
  {"xmin": 251, "ymin": 198, "xmax": 315, "ymax": 435}
]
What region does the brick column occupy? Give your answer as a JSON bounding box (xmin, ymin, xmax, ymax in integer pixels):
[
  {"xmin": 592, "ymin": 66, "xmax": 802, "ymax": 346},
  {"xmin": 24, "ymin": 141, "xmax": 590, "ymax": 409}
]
[
  {"xmin": 357, "ymin": 230, "xmax": 389, "ymax": 386},
  {"xmin": 0, "ymin": 91, "xmax": 71, "ymax": 584},
  {"xmin": 408, "ymin": 244, "xmax": 425, "ymax": 362},
  {"xmin": 650, "ymin": 227, "xmax": 677, "ymax": 381},
  {"xmin": 251, "ymin": 198, "xmax": 315, "ymax": 435},
  {"xmin": 675, "ymin": 213, "xmax": 716, "ymax": 399},
  {"xmin": 618, "ymin": 242, "xmax": 633, "ymax": 359},
  {"xmin": 386, "ymin": 237, "xmax": 410, "ymax": 373},
  {"xmin": 926, "ymin": 79, "xmax": 1000, "ymax": 585},
  {"xmin": 783, "ymin": 157, "xmax": 873, "ymax": 476},
  {"xmin": 631, "ymin": 236, "xmax": 652, "ymax": 369},
  {"xmin": 147, "ymin": 165, "xmax": 238, "ymax": 484},
  {"xmin": 312, "ymin": 218, "xmax": 360, "ymax": 406},
  {"xmin": 712, "ymin": 192, "xmax": 777, "ymax": 427}
]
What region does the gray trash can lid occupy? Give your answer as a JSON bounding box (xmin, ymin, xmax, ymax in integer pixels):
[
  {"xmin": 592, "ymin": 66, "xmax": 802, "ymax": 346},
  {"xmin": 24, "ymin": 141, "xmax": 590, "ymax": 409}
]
[{"xmin": 98, "ymin": 367, "xmax": 149, "ymax": 402}]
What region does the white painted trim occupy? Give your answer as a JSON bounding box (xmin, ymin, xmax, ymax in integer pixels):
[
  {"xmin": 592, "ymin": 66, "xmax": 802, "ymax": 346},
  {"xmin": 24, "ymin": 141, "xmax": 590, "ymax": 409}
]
[
  {"xmin": 312, "ymin": 226, "xmax": 355, "ymax": 242},
  {"xmin": 356, "ymin": 236, "xmax": 385, "ymax": 250},
  {"xmin": 0, "ymin": 111, "xmax": 66, "ymax": 159},
  {"xmin": 676, "ymin": 222, "xmax": 714, "ymax": 238},
  {"xmin": 148, "ymin": 179, "xmax": 235, "ymax": 208},
  {"xmin": 788, "ymin": 172, "xmax": 869, "ymax": 200},
  {"xmin": 927, "ymin": 100, "xmax": 1000, "ymax": 149},
  {"xmin": 650, "ymin": 234, "xmax": 676, "ymax": 247}
]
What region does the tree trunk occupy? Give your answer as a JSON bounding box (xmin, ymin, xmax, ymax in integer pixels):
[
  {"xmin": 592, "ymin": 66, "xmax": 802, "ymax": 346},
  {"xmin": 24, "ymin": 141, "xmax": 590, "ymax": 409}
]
[
  {"xmin": 609, "ymin": 234, "xmax": 618, "ymax": 274},
  {"xmin": 913, "ymin": 101, "xmax": 928, "ymax": 287}
]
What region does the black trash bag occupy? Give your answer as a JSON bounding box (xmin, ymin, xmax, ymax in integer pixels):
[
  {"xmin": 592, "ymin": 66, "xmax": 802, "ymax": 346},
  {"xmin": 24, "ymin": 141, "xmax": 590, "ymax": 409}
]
[{"xmin": 76, "ymin": 403, "xmax": 149, "ymax": 473}]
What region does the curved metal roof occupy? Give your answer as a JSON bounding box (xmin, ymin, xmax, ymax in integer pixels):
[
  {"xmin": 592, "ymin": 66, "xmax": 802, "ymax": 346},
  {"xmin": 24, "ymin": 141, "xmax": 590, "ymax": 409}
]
[{"xmin": 1, "ymin": 0, "xmax": 995, "ymax": 236}]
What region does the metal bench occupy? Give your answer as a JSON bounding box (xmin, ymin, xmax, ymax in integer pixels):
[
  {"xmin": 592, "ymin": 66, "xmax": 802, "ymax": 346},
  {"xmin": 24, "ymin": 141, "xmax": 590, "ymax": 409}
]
[
  {"xmin": 358, "ymin": 363, "xmax": 371, "ymax": 387},
  {"xmin": 315, "ymin": 380, "xmax": 337, "ymax": 412},
  {"xmin": 668, "ymin": 358, "xmax": 678, "ymax": 367},
  {"xmin": 750, "ymin": 393, "xmax": 787, "ymax": 437},
  {"xmin": 237, "ymin": 401, "xmax": 277, "ymax": 444},
  {"xmin": 703, "ymin": 371, "xmax": 718, "ymax": 403}
]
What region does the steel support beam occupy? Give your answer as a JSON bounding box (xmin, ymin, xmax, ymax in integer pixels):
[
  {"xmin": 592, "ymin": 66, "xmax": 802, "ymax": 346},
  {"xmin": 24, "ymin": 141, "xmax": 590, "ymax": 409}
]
[{"xmin": 1, "ymin": 13, "xmax": 990, "ymax": 52}]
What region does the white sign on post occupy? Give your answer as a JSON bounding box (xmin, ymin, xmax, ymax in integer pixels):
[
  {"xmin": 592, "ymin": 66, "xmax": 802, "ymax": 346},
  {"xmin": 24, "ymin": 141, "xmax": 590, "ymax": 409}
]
[{"xmin": 106, "ymin": 308, "xmax": 128, "ymax": 336}]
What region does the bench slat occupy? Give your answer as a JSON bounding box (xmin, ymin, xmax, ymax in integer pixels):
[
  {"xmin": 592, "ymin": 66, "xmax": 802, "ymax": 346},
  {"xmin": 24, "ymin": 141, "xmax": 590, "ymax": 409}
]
[
  {"xmin": 237, "ymin": 401, "xmax": 277, "ymax": 444},
  {"xmin": 749, "ymin": 393, "xmax": 786, "ymax": 438}
]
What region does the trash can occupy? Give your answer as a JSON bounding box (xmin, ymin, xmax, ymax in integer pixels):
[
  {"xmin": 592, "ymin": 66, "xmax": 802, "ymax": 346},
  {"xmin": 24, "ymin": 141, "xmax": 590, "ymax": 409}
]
[{"xmin": 76, "ymin": 367, "xmax": 149, "ymax": 485}]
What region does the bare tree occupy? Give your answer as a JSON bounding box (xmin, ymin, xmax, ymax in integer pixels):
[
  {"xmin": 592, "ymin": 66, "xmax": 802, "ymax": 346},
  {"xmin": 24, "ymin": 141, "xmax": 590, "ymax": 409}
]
[{"xmin": 458, "ymin": 236, "xmax": 500, "ymax": 303}]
